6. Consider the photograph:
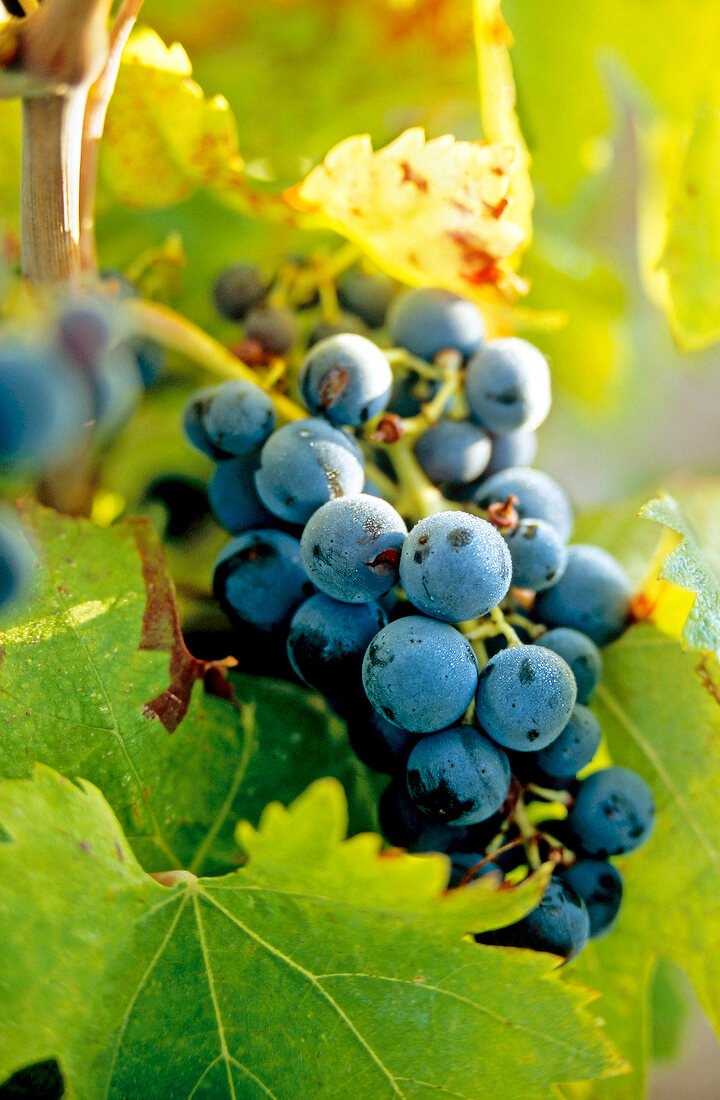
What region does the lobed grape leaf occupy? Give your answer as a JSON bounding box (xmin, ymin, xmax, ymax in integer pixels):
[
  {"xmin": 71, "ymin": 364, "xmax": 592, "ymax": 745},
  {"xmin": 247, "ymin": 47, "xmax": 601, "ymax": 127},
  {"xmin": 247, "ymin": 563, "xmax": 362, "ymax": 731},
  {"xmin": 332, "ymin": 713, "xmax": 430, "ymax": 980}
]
[
  {"xmin": 99, "ymin": 27, "xmax": 249, "ymax": 211},
  {"xmin": 637, "ymin": 493, "xmax": 720, "ymax": 653},
  {"xmin": 285, "ymin": 128, "xmax": 527, "ymax": 298},
  {"xmin": 0, "ymin": 500, "xmax": 380, "ymax": 873},
  {"xmin": 0, "ymin": 766, "xmax": 622, "ymax": 1098},
  {"xmin": 562, "ymin": 623, "xmax": 720, "ymax": 1098}
]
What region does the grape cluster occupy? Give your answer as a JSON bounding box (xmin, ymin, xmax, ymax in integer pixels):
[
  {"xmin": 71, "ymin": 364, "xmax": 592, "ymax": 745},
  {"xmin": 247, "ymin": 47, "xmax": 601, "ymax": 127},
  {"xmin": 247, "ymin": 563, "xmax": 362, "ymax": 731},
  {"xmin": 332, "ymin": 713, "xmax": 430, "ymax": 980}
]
[{"xmin": 187, "ymin": 270, "xmax": 655, "ymax": 963}]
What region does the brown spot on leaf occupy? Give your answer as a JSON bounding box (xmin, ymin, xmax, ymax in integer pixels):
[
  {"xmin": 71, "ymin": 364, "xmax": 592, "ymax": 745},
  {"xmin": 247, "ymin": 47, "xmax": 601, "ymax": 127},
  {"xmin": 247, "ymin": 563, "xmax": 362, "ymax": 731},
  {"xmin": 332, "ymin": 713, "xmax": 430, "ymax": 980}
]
[
  {"xmin": 696, "ymin": 654, "xmax": 720, "ymax": 708},
  {"xmin": 129, "ymin": 519, "xmax": 237, "ymax": 732},
  {"xmin": 483, "ymin": 197, "xmax": 509, "ymax": 220},
  {"xmin": 400, "ymin": 161, "xmax": 429, "ymax": 192}
]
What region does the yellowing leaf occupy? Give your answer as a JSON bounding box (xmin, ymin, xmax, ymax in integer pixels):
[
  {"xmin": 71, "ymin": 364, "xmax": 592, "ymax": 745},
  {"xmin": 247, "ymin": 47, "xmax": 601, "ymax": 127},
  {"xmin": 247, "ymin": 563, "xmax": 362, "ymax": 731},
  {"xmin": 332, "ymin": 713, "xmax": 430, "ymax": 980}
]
[
  {"xmin": 100, "ymin": 27, "xmax": 246, "ymax": 210},
  {"xmin": 474, "ymin": 0, "xmax": 533, "ymax": 242},
  {"xmin": 286, "ymin": 128, "xmax": 527, "ymax": 297},
  {"xmin": 655, "ymin": 93, "xmax": 720, "ymax": 350},
  {"xmin": 637, "ymin": 494, "xmax": 720, "ymax": 652}
]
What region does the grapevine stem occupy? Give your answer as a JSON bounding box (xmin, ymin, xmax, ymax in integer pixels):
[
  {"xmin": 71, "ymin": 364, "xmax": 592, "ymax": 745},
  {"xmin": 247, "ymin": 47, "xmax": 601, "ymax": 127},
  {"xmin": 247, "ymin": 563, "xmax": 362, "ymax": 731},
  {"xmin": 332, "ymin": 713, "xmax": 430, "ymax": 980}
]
[
  {"xmin": 526, "ymin": 783, "xmax": 573, "ymax": 808},
  {"xmin": 386, "ymin": 437, "xmax": 452, "ymax": 523},
  {"xmin": 384, "ymin": 347, "xmax": 445, "ymax": 381},
  {"xmin": 362, "ymin": 459, "xmax": 400, "ymax": 505},
  {"xmin": 124, "ymin": 299, "xmax": 306, "ymax": 423},
  {"xmin": 489, "ymin": 606, "xmax": 522, "ymax": 647}
]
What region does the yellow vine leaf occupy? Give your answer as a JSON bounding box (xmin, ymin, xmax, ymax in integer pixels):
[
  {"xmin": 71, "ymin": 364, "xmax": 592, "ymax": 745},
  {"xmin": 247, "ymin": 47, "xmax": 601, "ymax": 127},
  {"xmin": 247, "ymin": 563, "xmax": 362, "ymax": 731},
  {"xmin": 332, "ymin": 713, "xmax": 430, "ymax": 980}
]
[
  {"xmin": 100, "ymin": 27, "xmax": 247, "ymax": 210},
  {"xmin": 286, "ymin": 128, "xmax": 527, "ymax": 298},
  {"xmin": 474, "ymin": 0, "xmax": 533, "ymax": 244}
]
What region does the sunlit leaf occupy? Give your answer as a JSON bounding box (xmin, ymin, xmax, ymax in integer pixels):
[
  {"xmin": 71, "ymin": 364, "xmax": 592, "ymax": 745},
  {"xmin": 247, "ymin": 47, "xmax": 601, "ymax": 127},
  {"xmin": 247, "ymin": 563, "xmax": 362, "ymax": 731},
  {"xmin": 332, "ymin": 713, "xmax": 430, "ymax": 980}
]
[
  {"xmin": 0, "ymin": 767, "xmax": 622, "ymax": 1097},
  {"xmin": 287, "ymin": 128, "xmax": 527, "ymax": 297}
]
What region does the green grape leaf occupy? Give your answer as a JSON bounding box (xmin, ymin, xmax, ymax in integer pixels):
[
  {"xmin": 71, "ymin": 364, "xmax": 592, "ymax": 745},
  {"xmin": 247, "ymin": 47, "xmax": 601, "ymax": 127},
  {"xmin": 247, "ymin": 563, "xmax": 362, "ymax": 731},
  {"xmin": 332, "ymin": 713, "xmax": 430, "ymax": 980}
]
[
  {"xmin": 0, "ymin": 766, "xmax": 623, "ymax": 1098},
  {"xmin": 562, "ymin": 623, "xmax": 720, "ymax": 1098},
  {"xmin": 638, "ymin": 493, "xmax": 720, "ymax": 652},
  {"xmin": 99, "ymin": 27, "xmax": 248, "ymax": 211},
  {"xmin": 0, "ymin": 501, "xmax": 380, "ymax": 873}
]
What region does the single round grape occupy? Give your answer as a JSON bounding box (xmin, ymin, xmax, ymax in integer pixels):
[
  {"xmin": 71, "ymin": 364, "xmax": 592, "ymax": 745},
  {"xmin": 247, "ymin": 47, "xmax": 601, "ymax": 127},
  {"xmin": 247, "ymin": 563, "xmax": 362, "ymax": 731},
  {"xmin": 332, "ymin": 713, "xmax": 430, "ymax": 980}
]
[
  {"xmin": 557, "ymin": 860, "xmax": 623, "ymax": 938},
  {"xmin": 347, "ymin": 704, "xmax": 420, "ymax": 774},
  {"xmin": 245, "ymin": 306, "xmax": 299, "ymax": 356},
  {"xmin": 406, "ymin": 726, "xmax": 511, "ymax": 826},
  {"xmin": 465, "ymin": 338, "xmax": 551, "ymax": 434},
  {"xmin": 183, "ymin": 387, "xmax": 226, "ymax": 459},
  {"xmin": 212, "ymin": 264, "xmax": 266, "ymax": 321},
  {"xmin": 57, "ymin": 297, "xmax": 112, "ymax": 368},
  {"xmin": 213, "ymin": 529, "xmax": 314, "ymax": 633},
  {"xmin": 534, "ymin": 545, "xmax": 631, "ymax": 647},
  {"xmin": 254, "ymin": 418, "xmax": 364, "ymax": 524},
  {"xmin": 387, "ymin": 370, "xmax": 442, "ymax": 418},
  {"xmin": 473, "ymin": 467, "xmax": 574, "ymax": 543},
  {"xmin": 363, "ymin": 616, "xmax": 478, "ymax": 733},
  {"xmin": 414, "ymin": 420, "xmax": 491, "ymax": 485},
  {"xmin": 475, "ymin": 645, "xmax": 577, "ymax": 751},
  {"xmin": 379, "ymin": 778, "xmax": 470, "ymax": 853},
  {"xmin": 448, "ymin": 853, "xmax": 503, "ymax": 888},
  {"xmin": 307, "ymin": 313, "xmax": 368, "ymax": 347},
  {"xmin": 287, "ymin": 593, "xmax": 387, "ymax": 699},
  {"xmin": 533, "ymin": 705, "xmax": 601, "ymax": 781},
  {"xmin": 0, "ymin": 514, "xmax": 33, "ymax": 611},
  {"xmin": 566, "ymin": 766, "xmax": 655, "ymax": 857},
  {"xmin": 399, "ymin": 511, "xmax": 511, "ymax": 623},
  {"xmin": 192, "ymin": 380, "xmax": 277, "ymax": 457},
  {"xmin": 209, "ymin": 456, "xmax": 275, "ymax": 534},
  {"xmin": 0, "ymin": 342, "xmax": 92, "ymax": 468},
  {"xmin": 485, "ymin": 429, "xmax": 538, "ymax": 476},
  {"xmin": 535, "ymin": 627, "xmax": 602, "ymax": 704},
  {"xmin": 337, "ymin": 268, "xmax": 396, "ymax": 329},
  {"xmin": 300, "ymin": 494, "xmax": 406, "ymax": 603},
  {"xmin": 475, "ymin": 878, "xmax": 590, "ymax": 961},
  {"xmin": 299, "ymin": 333, "xmax": 393, "ymax": 427},
  {"xmin": 388, "ymin": 287, "xmax": 485, "ymax": 361},
  {"xmin": 504, "ymin": 518, "xmax": 567, "ymax": 592}
]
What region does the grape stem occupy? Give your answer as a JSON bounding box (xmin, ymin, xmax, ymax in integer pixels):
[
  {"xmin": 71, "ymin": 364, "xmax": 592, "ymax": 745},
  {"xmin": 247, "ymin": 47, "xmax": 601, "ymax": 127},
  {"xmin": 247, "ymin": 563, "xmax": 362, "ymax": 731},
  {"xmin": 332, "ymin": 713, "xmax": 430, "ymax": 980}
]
[
  {"xmin": 124, "ymin": 299, "xmax": 306, "ymax": 423},
  {"xmin": 384, "ymin": 348, "xmax": 446, "ymax": 381},
  {"xmin": 511, "ymin": 795, "xmax": 541, "ymax": 870},
  {"xmin": 525, "ymin": 783, "xmax": 573, "ymax": 808},
  {"xmin": 489, "ymin": 606, "xmax": 522, "ymax": 647}
]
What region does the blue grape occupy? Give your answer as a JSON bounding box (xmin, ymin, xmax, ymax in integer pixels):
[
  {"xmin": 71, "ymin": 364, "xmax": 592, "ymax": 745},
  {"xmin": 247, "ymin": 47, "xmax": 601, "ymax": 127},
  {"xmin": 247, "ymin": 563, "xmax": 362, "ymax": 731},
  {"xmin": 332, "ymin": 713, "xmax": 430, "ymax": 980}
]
[
  {"xmin": 406, "ymin": 726, "xmax": 511, "ymax": 826},
  {"xmin": 184, "ymin": 380, "xmax": 276, "ymax": 459},
  {"xmin": 307, "ymin": 313, "xmax": 368, "ymax": 347},
  {"xmin": 414, "ymin": 420, "xmax": 491, "ymax": 485},
  {"xmin": 504, "ymin": 518, "xmax": 567, "ymax": 592},
  {"xmin": 213, "ymin": 529, "xmax": 313, "ymax": 633},
  {"xmin": 484, "ymin": 429, "xmax": 538, "ymax": 476},
  {"xmin": 473, "ymin": 467, "xmax": 574, "ymax": 542},
  {"xmin": 387, "ymin": 371, "xmax": 443, "ymax": 418},
  {"xmin": 347, "ymin": 704, "xmax": 420, "ymax": 774},
  {"xmin": 362, "ymin": 615, "xmax": 478, "ymax": 733},
  {"xmin": 337, "ymin": 268, "xmax": 396, "ymax": 328},
  {"xmin": 388, "ymin": 287, "xmax": 485, "ymax": 361},
  {"xmin": 534, "ymin": 545, "xmax": 631, "ymax": 647},
  {"xmin": 300, "ymin": 494, "xmax": 406, "ymax": 603},
  {"xmin": 448, "ymin": 853, "xmax": 503, "ymax": 888},
  {"xmin": 0, "ymin": 342, "xmax": 92, "ymax": 468},
  {"xmin": 475, "ymin": 878, "xmax": 590, "ymax": 961},
  {"xmin": 566, "ymin": 766, "xmax": 655, "ymax": 857},
  {"xmin": 533, "ymin": 705, "xmax": 601, "ymax": 781},
  {"xmin": 535, "ymin": 627, "xmax": 602, "ymax": 704},
  {"xmin": 475, "ymin": 644, "xmax": 577, "ymax": 751},
  {"xmin": 299, "ymin": 333, "xmax": 393, "ymax": 426},
  {"xmin": 94, "ymin": 348, "xmax": 142, "ymax": 443},
  {"xmin": 57, "ymin": 297, "xmax": 112, "ymax": 368},
  {"xmin": 212, "ymin": 264, "xmax": 266, "ymax": 321},
  {"xmin": 130, "ymin": 337, "xmax": 166, "ymax": 388},
  {"xmin": 399, "ymin": 511, "xmax": 511, "ymax": 622},
  {"xmin": 209, "ymin": 456, "xmax": 275, "ymax": 534},
  {"xmin": 465, "ymin": 338, "xmax": 551, "ymax": 434},
  {"xmin": 287, "ymin": 593, "xmax": 387, "ymax": 700},
  {"xmin": 255, "ymin": 418, "xmax": 364, "ymax": 524},
  {"xmin": 557, "ymin": 860, "xmax": 623, "ymax": 938},
  {"xmin": 245, "ymin": 306, "xmax": 299, "ymax": 356},
  {"xmin": 0, "ymin": 513, "xmax": 33, "ymax": 611},
  {"xmin": 379, "ymin": 777, "xmax": 470, "ymax": 853}
]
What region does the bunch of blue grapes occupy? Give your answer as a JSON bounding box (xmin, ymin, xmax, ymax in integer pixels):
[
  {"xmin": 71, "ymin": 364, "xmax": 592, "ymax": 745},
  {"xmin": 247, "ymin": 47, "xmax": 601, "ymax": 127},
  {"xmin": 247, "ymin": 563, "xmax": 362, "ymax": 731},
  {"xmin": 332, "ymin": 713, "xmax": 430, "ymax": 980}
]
[
  {"xmin": 0, "ymin": 288, "xmax": 162, "ymax": 614},
  {"xmin": 187, "ymin": 272, "xmax": 655, "ymax": 963}
]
